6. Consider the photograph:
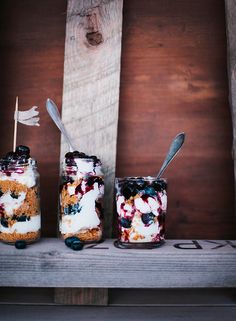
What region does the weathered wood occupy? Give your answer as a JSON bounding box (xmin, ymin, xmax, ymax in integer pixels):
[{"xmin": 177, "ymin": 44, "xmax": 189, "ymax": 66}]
[
  {"xmin": 1, "ymin": 305, "xmax": 236, "ymax": 321},
  {"xmin": 54, "ymin": 288, "xmax": 108, "ymax": 305},
  {"xmin": 225, "ymin": 0, "xmax": 236, "ymax": 217},
  {"xmin": 0, "ymin": 238, "xmax": 236, "ymax": 288},
  {"xmin": 58, "ymin": 0, "xmax": 123, "ymax": 305},
  {"xmin": 60, "ymin": 0, "xmax": 123, "ymax": 237}
]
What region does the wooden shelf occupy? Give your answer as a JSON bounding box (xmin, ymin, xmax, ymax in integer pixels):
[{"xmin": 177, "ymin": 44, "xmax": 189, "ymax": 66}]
[{"xmin": 0, "ymin": 238, "xmax": 236, "ymax": 288}]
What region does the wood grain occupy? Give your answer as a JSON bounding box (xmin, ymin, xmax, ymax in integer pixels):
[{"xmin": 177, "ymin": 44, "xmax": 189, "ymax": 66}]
[
  {"xmin": 1, "ymin": 238, "xmax": 236, "ymax": 288},
  {"xmin": 0, "ymin": 0, "xmax": 66, "ymax": 237},
  {"xmin": 60, "ymin": 0, "xmax": 123, "ymax": 238},
  {"xmin": 54, "ymin": 288, "xmax": 108, "ymax": 305},
  {"xmin": 225, "ymin": 0, "xmax": 236, "ymax": 217},
  {"xmin": 58, "ymin": 0, "xmax": 123, "ymax": 305},
  {"xmin": 115, "ymin": 0, "xmax": 235, "ymax": 239}
]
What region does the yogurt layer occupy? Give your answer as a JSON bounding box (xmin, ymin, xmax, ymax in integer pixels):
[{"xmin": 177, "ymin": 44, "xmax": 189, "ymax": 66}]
[
  {"xmin": 60, "ymin": 183, "xmax": 101, "ymax": 234},
  {"xmin": 0, "ymin": 191, "xmax": 26, "ymax": 216},
  {"xmin": 0, "ymin": 214, "xmax": 41, "ymax": 234}
]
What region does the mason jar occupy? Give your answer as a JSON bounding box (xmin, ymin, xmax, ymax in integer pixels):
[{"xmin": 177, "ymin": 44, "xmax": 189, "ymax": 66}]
[
  {"xmin": 59, "ymin": 152, "xmax": 104, "ymax": 243},
  {"xmin": 0, "ymin": 152, "xmax": 41, "ymax": 245},
  {"xmin": 115, "ymin": 176, "xmax": 167, "ymax": 249}
]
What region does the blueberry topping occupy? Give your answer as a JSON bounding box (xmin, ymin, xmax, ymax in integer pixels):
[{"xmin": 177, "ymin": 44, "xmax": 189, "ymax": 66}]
[
  {"xmin": 64, "ymin": 203, "xmax": 81, "ymax": 215},
  {"xmin": 0, "ymin": 217, "xmax": 8, "ymax": 228},
  {"xmin": 71, "ymin": 239, "xmax": 84, "ymax": 251},
  {"xmin": 144, "ymin": 186, "xmax": 156, "ymax": 197},
  {"xmin": 141, "ymin": 213, "xmax": 156, "ymax": 226},
  {"xmin": 73, "ymin": 151, "xmax": 86, "ymax": 158},
  {"xmin": 5, "ymin": 152, "xmax": 16, "ymax": 161},
  {"xmin": 136, "ymin": 179, "xmax": 147, "ymax": 190},
  {"xmin": 15, "ymin": 145, "xmax": 30, "ymax": 156},
  {"xmin": 10, "ymin": 192, "xmax": 18, "ymax": 199},
  {"xmin": 87, "ymin": 176, "xmax": 103, "ymax": 186},
  {"xmin": 152, "ymin": 180, "xmax": 167, "ymax": 192},
  {"xmin": 15, "ymin": 240, "xmax": 27, "ymax": 249},
  {"xmin": 121, "ymin": 183, "xmax": 137, "ymax": 199},
  {"xmin": 65, "ymin": 236, "xmax": 79, "ymax": 248},
  {"xmin": 120, "ymin": 217, "xmax": 132, "ymax": 228},
  {"xmin": 17, "ymin": 215, "xmax": 28, "ymax": 222}
]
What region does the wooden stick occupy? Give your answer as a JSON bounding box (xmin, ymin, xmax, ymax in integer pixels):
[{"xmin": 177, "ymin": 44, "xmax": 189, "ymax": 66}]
[{"xmin": 13, "ymin": 96, "xmax": 18, "ymax": 152}]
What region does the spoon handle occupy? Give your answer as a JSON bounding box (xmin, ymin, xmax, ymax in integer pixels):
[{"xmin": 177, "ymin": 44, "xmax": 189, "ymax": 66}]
[
  {"xmin": 156, "ymin": 132, "xmax": 185, "ymax": 179},
  {"xmin": 46, "ymin": 98, "xmax": 76, "ymax": 152}
]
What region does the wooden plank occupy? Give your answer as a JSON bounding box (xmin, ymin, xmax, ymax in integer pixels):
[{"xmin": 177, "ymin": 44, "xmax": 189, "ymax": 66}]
[
  {"xmin": 58, "ymin": 0, "xmax": 123, "ymax": 305},
  {"xmin": 225, "ymin": 0, "xmax": 236, "ymax": 214},
  {"xmin": 54, "ymin": 288, "xmax": 108, "ymax": 305},
  {"xmin": 60, "ymin": 0, "xmax": 123, "ymax": 237},
  {"xmin": 116, "ymin": 0, "xmax": 235, "ymax": 240},
  {"xmin": 1, "ymin": 305, "xmax": 236, "ymax": 321},
  {"xmin": 0, "ymin": 238, "xmax": 236, "ymax": 288}
]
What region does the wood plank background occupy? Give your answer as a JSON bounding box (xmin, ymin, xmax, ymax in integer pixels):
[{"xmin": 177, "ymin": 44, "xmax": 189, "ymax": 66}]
[
  {"xmin": 116, "ymin": 0, "xmax": 235, "ymax": 239},
  {"xmin": 0, "ymin": 0, "xmax": 235, "ymax": 240},
  {"xmin": 0, "ymin": 0, "xmax": 66, "ymax": 236}
]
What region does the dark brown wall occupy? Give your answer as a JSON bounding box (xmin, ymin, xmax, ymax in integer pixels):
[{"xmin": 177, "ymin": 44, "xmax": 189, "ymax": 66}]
[
  {"xmin": 0, "ymin": 0, "xmax": 234, "ymax": 239},
  {"xmin": 116, "ymin": 0, "xmax": 235, "ymax": 238},
  {"xmin": 0, "ymin": 0, "xmax": 66, "ymax": 236}
]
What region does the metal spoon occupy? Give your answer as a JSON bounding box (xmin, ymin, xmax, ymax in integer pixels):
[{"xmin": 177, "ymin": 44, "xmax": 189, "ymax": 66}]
[
  {"xmin": 46, "ymin": 98, "xmax": 76, "ymax": 152},
  {"xmin": 156, "ymin": 132, "xmax": 185, "ymax": 179}
]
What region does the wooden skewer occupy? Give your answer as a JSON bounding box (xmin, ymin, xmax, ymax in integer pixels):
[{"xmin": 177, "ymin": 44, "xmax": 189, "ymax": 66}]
[{"xmin": 13, "ymin": 96, "xmax": 18, "ymax": 152}]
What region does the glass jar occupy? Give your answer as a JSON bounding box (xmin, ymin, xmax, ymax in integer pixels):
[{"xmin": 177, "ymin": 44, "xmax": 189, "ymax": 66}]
[
  {"xmin": 115, "ymin": 176, "xmax": 167, "ymax": 249},
  {"xmin": 59, "ymin": 154, "xmax": 104, "ymax": 243},
  {"xmin": 0, "ymin": 158, "xmax": 41, "ymax": 244}
]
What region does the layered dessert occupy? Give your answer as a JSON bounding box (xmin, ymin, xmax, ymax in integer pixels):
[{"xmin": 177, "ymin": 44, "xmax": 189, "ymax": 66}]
[
  {"xmin": 0, "ymin": 145, "xmax": 41, "ymax": 244},
  {"xmin": 59, "ymin": 151, "xmax": 104, "ymax": 242},
  {"xmin": 115, "ymin": 177, "xmax": 167, "ymax": 247}
]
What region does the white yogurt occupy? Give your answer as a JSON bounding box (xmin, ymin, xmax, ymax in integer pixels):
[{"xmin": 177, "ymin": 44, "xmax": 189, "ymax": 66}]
[
  {"xmin": 0, "ymin": 191, "xmax": 26, "ymax": 216},
  {"xmin": 0, "ymin": 214, "xmax": 41, "ymax": 234},
  {"xmin": 60, "ymin": 183, "xmax": 101, "ymax": 234}
]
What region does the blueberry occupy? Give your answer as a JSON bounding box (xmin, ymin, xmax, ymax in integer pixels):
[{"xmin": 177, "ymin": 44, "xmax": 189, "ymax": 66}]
[
  {"xmin": 136, "ymin": 179, "xmax": 147, "ymax": 190},
  {"xmin": 10, "ymin": 192, "xmax": 18, "ymax": 199},
  {"xmin": 71, "ymin": 239, "xmax": 84, "ymax": 251},
  {"xmin": 0, "ymin": 217, "xmax": 8, "ymax": 228},
  {"xmin": 73, "ymin": 151, "xmax": 86, "ymax": 158},
  {"xmin": 15, "ymin": 145, "xmax": 30, "ymax": 156},
  {"xmin": 65, "ymin": 152, "xmax": 74, "ymax": 159},
  {"xmin": 65, "ymin": 236, "xmax": 79, "ymax": 248},
  {"xmin": 120, "ymin": 217, "xmax": 132, "ymax": 228},
  {"xmin": 87, "ymin": 176, "xmax": 103, "ymax": 186},
  {"xmin": 5, "ymin": 152, "xmax": 16, "ymax": 161},
  {"xmin": 64, "ymin": 203, "xmax": 81, "ymax": 215},
  {"xmin": 17, "ymin": 215, "xmax": 28, "ymax": 222},
  {"xmin": 121, "ymin": 183, "xmax": 137, "ymax": 199},
  {"xmin": 144, "ymin": 186, "xmax": 156, "ymax": 197},
  {"xmin": 152, "ymin": 180, "xmax": 167, "ymax": 192},
  {"xmin": 141, "ymin": 213, "xmax": 155, "ymax": 226},
  {"xmin": 0, "ymin": 189, "xmax": 3, "ymax": 197},
  {"xmin": 15, "ymin": 240, "xmax": 27, "ymax": 249}
]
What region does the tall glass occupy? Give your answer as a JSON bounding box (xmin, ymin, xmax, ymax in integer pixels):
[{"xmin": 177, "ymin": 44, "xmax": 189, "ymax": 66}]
[
  {"xmin": 115, "ymin": 176, "xmax": 167, "ymax": 249},
  {"xmin": 0, "ymin": 159, "xmax": 41, "ymax": 244},
  {"xmin": 59, "ymin": 152, "xmax": 104, "ymax": 243}
]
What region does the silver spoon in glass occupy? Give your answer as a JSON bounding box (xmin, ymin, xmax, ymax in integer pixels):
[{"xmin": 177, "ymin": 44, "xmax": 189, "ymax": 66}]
[
  {"xmin": 46, "ymin": 98, "xmax": 76, "ymax": 152},
  {"xmin": 156, "ymin": 132, "xmax": 185, "ymax": 179}
]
